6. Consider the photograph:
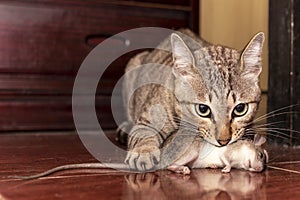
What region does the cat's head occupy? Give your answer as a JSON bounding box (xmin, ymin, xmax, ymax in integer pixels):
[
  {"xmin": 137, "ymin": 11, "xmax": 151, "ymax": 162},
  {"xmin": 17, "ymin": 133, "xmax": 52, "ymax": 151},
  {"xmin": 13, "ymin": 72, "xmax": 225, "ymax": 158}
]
[{"xmin": 171, "ymin": 32, "xmax": 264, "ymax": 147}]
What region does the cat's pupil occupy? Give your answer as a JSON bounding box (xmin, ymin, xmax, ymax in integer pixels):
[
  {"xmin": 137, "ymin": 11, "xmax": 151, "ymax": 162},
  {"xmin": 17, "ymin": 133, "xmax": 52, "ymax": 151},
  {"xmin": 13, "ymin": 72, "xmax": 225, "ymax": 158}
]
[
  {"xmin": 236, "ymin": 104, "xmax": 245, "ymax": 112},
  {"xmin": 199, "ymin": 105, "xmax": 208, "ymax": 113}
]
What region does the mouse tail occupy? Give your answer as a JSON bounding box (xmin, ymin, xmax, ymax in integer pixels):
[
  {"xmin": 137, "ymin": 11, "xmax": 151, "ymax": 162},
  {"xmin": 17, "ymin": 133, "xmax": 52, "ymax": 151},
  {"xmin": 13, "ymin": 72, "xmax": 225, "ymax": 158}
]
[{"xmin": 7, "ymin": 163, "xmax": 114, "ymax": 180}]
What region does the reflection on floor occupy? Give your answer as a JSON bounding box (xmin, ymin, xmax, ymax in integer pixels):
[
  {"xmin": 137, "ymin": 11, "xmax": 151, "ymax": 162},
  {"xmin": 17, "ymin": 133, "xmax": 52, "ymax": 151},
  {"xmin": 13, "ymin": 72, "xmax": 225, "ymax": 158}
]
[{"xmin": 0, "ymin": 132, "xmax": 300, "ymax": 199}]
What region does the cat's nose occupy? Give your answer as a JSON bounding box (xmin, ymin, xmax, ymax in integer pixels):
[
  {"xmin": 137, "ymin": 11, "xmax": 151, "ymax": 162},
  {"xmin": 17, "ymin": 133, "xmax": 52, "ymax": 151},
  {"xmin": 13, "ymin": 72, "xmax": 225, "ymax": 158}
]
[{"xmin": 217, "ymin": 139, "xmax": 230, "ymax": 146}]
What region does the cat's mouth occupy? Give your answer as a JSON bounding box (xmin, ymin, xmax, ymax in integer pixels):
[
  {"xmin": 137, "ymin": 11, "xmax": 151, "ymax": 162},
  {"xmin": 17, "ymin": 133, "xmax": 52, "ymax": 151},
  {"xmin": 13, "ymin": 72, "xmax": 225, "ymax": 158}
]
[
  {"xmin": 207, "ymin": 137, "xmax": 237, "ymax": 147},
  {"xmin": 204, "ymin": 139, "xmax": 228, "ymax": 147},
  {"xmin": 202, "ymin": 128, "xmax": 245, "ymax": 147}
]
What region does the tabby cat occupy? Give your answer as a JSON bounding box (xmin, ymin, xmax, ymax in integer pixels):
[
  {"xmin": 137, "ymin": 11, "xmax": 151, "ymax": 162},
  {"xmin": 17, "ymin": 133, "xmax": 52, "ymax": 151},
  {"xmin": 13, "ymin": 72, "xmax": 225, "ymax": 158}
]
[{"xmin": 118, "ymin": 29, "xmax": 264, "ymax": 171}]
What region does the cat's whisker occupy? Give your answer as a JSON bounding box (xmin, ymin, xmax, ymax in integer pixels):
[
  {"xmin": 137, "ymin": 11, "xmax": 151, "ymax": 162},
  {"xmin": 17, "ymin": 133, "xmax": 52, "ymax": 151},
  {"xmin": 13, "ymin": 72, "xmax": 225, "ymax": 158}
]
[
  {"xmin": 253, "ymin": 104, "xmax": 299, "ymax": 122},
  {"xmin": 176, "ymin": 133, "xmax": 198, "ymax": 137},
  {"xmin": 173, "ymin": 116, "xmax": 197, "ymax": 128},
  {"xmin": 252, "ymin": 129, "xmax": 292, "ymax": 139},
  {"xmin": 178, "ymin": 122, "xmax": 197, "ymax": 129},
  {"xmin": 177, "ymin": 123, "xmax": 198, "ymax": 131},
  {"xmin": 252, "ymin": 121, "xmax": 287, "ymax": 128},
  {"xmin": 267, "ymin": 131, "xmax": 298, "ymax": 140},
  {"xmin": 177, "ymin": 125, "xmax": 200, "ymax": 132},
  {"xmin": 244, "ymin": 130, "xmax": 265, "ymax": 138},
  {"xmin": 178, "ymin": 127, "xmax": 198, "ymax": 134},
  {"xmin": 173, "ymin": 118, "xmax": 202, "ymax": 134},
  {"xmin": 173, "ymin": 115, "xmax": 193, "ymax": 120},
  {"xmin": 254, "ymin": 127, "xmax": 300, "ymax": 136},
  {"xmin": 244, "ymin": 132, "xmax": 256, "ymax": 136},
  {"xmin": 254, "ymin": 131, "xmax": 290, "ymax": 140},
  {"xmin": 252, "ymin": 111, "xmax": 300, "ymax": 124},
  {"xmin": 266, "ymin": 133, "xmax": 291, "ymax": 140},
  {"xmin": 244, "ymin": 129, "xmax": 256, "ymax": 134},
  {"xmin": 246, "ymin": 127, "xmax": 292, "ymax": 139}
]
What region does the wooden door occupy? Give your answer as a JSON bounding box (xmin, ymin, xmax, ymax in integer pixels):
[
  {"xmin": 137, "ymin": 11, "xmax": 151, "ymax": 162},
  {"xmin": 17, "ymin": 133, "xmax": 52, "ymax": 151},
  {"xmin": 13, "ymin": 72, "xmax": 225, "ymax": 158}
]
[{"xmin": 0, "ymin": 0, "xmax": 199, "ymax": 132}]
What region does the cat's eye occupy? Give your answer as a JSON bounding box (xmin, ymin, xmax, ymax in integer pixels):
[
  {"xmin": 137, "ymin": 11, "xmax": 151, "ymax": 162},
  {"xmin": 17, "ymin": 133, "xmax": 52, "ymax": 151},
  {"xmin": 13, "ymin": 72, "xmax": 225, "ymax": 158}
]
[
  {"xmin": 232, "ymin": 103, "xmax": 248, "ymax": 117},
  {"xmin": 195, "ymin": 104, "xmax": 211, "ymax": 118}
]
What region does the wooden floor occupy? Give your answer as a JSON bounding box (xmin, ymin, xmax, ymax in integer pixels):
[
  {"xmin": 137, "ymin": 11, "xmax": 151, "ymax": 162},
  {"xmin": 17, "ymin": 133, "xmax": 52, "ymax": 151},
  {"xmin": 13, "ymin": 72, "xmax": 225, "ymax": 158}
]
[{"xmin": 0, "ymin": 131, "xmax": 300, "ymax": 200}]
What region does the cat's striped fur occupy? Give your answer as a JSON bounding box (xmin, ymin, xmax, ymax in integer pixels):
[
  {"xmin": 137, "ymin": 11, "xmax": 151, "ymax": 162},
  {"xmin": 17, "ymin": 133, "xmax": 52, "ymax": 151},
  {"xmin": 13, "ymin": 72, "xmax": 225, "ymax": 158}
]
[{"xmin": 119, "ymin": 29, "xmax": 264, "ymax": 171}]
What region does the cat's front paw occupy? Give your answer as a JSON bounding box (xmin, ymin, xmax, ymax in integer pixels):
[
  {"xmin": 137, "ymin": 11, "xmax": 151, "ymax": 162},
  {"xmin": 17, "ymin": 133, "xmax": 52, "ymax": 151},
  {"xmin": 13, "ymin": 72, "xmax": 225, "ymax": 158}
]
[{"xmin": 125, "ymin": 146, "xmax": 160, "ymax": 171}]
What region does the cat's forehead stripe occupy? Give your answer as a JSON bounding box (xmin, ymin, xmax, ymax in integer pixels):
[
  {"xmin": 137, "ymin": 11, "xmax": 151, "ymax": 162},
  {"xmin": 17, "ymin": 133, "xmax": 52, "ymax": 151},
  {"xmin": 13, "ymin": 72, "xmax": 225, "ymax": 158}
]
[
  {"xmin": 207, "ymin": 45, "xmax": 239, "ymax": 68},
  {"xmin": 204, "ymin": 45, "xmax": 239, "ymax": 103}
]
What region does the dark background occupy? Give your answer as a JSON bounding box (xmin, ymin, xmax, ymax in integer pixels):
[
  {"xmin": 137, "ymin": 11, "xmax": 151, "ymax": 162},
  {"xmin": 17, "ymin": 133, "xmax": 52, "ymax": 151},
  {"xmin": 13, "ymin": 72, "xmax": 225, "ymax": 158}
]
[{"xmin": 268, "ymin": 0, "xmax": 300, "ymax": 145}]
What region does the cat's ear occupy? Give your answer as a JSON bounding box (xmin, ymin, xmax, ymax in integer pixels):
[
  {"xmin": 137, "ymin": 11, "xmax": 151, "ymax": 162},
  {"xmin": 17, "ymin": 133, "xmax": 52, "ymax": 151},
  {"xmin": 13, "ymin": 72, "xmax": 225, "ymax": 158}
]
[
  {"xmin": 241, "ymin": 32, "xmax": 264, "ymax": 79},
  {"xmin": 171, "ymin": 33, "xmax": 195, "ymax": 79}
]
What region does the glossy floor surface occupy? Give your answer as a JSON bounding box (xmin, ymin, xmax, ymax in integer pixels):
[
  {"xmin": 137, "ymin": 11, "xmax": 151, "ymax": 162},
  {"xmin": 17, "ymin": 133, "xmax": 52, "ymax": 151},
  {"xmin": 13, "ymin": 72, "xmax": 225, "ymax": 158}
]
[{"xmin": 0, "ymin": 132, "xmax": 300, "ymax": 200}]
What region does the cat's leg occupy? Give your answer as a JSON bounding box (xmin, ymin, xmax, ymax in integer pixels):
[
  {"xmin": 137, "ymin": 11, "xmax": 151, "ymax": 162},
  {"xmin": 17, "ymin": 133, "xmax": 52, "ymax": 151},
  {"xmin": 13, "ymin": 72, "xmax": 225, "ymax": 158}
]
[
  {"xmin": 120, "ymin": 51, "xmax": 148, "ymax": 145},
  {"xmin": 125, "ymin": 124, "xmax": 163, "ymax": 171}
]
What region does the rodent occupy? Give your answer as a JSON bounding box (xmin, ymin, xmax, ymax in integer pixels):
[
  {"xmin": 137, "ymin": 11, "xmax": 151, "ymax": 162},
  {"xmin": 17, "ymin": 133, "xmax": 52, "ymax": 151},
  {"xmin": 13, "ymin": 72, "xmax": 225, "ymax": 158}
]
[
  {"xmin": 166, "ymin": 134, "xmax": 268, "ymax": 174},
  {"xmin": 8, "ymin": 134, "xmax": 268, "ymax": 180}
]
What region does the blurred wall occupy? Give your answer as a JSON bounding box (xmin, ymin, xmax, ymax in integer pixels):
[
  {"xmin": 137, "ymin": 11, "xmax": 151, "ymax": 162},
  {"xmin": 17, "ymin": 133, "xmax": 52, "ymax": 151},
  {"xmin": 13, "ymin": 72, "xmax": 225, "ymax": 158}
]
[{"xmin": 200, "ymin": 0, "xmax": 268, "ymax": 91}]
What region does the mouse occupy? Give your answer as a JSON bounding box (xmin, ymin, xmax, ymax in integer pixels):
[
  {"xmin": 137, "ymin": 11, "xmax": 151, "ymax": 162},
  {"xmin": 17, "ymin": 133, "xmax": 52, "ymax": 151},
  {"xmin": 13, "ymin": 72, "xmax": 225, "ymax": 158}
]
[
  {"xmin": 8, "ymin": 134, "xmax": 268, "ymax": 180},
  {"xmin": 165, "ymin": 134, "xmax": 269, "ymax": 174}
]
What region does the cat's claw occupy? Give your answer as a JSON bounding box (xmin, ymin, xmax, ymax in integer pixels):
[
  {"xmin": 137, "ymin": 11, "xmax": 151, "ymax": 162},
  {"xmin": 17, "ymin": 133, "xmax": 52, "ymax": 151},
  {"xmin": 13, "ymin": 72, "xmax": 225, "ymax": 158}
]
[{"xmin": 125, "ymin": 147, "xmax": 160, "ymax": 171}]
